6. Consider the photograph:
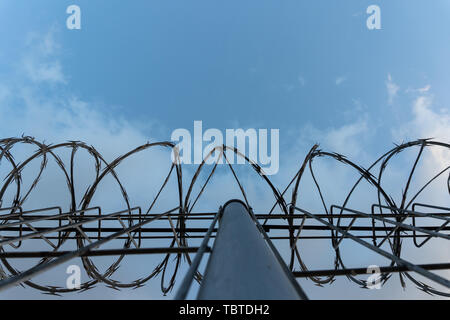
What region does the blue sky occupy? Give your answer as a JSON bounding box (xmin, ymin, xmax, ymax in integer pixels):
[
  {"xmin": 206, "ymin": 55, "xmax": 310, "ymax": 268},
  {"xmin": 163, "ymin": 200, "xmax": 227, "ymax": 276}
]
[
  {"xmin": 1, "ymin": 0, "xmax": 449, "ymax": 136},
  {"xmin": 1, "ymin": 1, "xmax": 449, "ymax": 139},
  {"xmin": 0, "ymin": 1, "xmax": 449, "ymax": 299}
]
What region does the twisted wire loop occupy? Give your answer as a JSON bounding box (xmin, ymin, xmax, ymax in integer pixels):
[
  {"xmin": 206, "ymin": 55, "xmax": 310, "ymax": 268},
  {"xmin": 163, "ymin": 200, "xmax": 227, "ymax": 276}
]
[
  {"xmin": 0, "ymin": 137, "xmax": 448, "ymax": 297},
  {"xmin": 287, "ymin": 139, "xmax": 450, "ymax": 296}
]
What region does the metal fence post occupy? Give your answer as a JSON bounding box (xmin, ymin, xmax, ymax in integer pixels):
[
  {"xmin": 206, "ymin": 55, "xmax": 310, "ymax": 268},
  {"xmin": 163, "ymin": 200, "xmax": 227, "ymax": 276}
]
[{"xmin": 197, "ymin": 199, "xmax": 307, "ymax": 300}]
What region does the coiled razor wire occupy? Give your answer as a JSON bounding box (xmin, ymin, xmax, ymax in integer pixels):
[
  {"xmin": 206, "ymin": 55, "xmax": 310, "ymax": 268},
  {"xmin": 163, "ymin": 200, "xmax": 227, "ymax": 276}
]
[{"xmin": 0, "ymin": 136, "xmax": 448, "ymax": 297}]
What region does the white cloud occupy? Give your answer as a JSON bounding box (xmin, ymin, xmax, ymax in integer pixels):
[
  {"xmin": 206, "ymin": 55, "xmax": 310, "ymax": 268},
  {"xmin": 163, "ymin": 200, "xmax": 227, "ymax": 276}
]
[
  {"xmin": 324, "ymin": 120, "xmax": 368, "ymax": 156},
  {"xmin": 335, "ymin": 76, "xmax": 346, "ymax": 86},
  {"xmin": 392, "ymin": 95, "xmax": 449, "ymax": 143},
  {"xmin": 282, "ymin": 75, "xmax": 306, "ymax": 92},
  {"xmin": 392, "ymin": 94, "xmax": 450, "ymax": 173},
  {"xmin": 20, "ymin": 29, "xmax": 66, "ymax": 84},
  {"xmin": 0, "ymin": 30, "xmax": 156, "ymax": 155},
  {"xmin": 417, "ymin": 84, "xmax": 431, "ymax": 93},
  {"xmin": 298, "ymin": 115, "xmax": 370, "ymax": 160},
  {"xmin": 406, "ymin": 84, "xmax": 431, "ymax": 94},
  {"xmin": 386, "ymin": 73, "xmax": 399, "ymax": 105},
  {"xmin": 23, "ymin": 59, "xmax": 66, "ymax": 83}
]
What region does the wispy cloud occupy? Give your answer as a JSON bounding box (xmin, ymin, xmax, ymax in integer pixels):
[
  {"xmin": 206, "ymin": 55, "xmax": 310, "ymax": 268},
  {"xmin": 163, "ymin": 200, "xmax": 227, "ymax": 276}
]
[
  {"xmin": 299, "ymin": 117, "xmax": 370, "ymax": 160},
  {"xmin": 406, "ymin": 84, "xmax": 431, "ymax": 94},
  {"xmin": 335, "ymin": 76, "xmax": 346, "ymax": 86},
  {"xmin": 20, "ymin": 29, "xmax": 66, "ymax": 84},
  {"xmin": 386, "ymin": 73, "xmax": 399, "ymax": 105},
  {"xmin": 393, "ymin": 94, "xmax": 449, "ymax": 141}
]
